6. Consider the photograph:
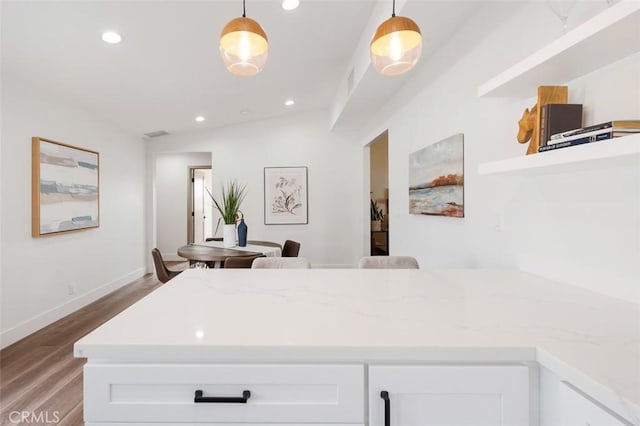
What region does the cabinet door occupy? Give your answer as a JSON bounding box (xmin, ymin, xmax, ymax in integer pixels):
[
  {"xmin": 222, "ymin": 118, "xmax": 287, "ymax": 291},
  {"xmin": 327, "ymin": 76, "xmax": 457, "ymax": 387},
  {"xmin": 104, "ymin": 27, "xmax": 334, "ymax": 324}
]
[
  {"xmin": 369, "ymin": 365, "xmax": 530, "ymax": 426},
  {"xmin": 557, "ymin": 382, "xmax": 629, "ymax": 426},
  {"xmin": 540, "ymin": 367, "xmax": 632, "ymax": 425},
  {"xmin": 86, "ymin": 423, "xmax": 363, "ymax": 426},
  {"xmin": 84, "ymin": 363, "xmax": 364, "ymax": 424}
]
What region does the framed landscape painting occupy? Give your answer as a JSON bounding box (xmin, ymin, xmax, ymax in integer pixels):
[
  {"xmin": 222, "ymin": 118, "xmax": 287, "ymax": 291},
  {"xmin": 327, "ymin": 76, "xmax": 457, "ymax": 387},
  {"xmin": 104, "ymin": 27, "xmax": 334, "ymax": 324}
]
[
  {"xmin": 264, "ymin": 166, "xmax": 308, "ymax": 225},
  {"xmin": 409, "ymin": 133, "xmax": 464, "ymax": 218},
  {"xmin": 32, "ymin": 137, "xmax": 100, "ymax": 237}
]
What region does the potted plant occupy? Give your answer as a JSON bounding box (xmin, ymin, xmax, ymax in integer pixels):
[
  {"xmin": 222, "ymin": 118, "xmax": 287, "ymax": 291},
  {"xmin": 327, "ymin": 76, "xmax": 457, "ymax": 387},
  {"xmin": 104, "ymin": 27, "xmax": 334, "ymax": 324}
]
[
  {"xmin": 208, "ymin": 180, "xmax": 247, "ymax": 248},
  {"xmin": 370, "ymin": 199, "xmax": 384, "ymax": 232}
]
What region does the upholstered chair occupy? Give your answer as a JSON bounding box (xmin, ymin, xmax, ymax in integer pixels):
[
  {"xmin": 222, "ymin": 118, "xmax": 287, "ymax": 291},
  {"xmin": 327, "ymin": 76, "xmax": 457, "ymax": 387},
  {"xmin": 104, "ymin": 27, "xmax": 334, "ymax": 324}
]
[
  {"xmin": 252, "ymin": 257, "xmax": 311, "ymax": 269},
  {"xmin": 223, "ymin": 255, "xmax": 265, "ymax": 268},
  {"xmin": 151, "ymin": 248, "xmax": 183, "ymax": 283},
  {"xmin": 357, "ymin": 256, "xmax": 419, "ymax": 269},
  {"xmin": 282, "ymin": 240, "xmax": 301, "ymax": 257}
]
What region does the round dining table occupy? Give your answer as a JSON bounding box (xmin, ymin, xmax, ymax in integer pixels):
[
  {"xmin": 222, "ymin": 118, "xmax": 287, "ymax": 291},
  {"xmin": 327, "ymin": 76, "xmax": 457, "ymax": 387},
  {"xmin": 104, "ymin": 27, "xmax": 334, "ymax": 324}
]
[
  {"xmin": 178, "ymin": 240, "xmax": 283, "ymax": 268},
  {"xmin": 177, "ymin": 244, "xmax": 263, "ymax": 268}
]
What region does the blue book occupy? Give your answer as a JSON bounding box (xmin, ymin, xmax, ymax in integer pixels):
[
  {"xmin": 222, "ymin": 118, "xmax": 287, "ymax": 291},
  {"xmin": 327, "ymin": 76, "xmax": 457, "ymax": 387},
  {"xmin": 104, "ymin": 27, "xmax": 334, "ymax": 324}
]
[{"xmin": 538, "ymin": 131, "xmax": 612, "ymax": 152}]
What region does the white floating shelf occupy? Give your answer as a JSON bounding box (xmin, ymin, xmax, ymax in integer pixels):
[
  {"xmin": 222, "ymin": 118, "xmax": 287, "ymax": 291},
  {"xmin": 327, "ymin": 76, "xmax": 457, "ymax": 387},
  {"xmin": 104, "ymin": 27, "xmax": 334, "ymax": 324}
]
[
  {"xmin": 478, "ymin": 0, "xmax": 640, "ymax": 98},
  {"xmin": 478, "ymin": 134, "xmax": 640, "ymax": 175}
]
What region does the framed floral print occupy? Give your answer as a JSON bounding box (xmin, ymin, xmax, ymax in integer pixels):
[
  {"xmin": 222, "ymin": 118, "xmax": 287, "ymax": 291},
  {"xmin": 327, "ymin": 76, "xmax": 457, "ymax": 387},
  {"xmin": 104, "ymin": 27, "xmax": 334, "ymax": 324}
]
[{"xmin": 264, "ymin": 166, "xmax": 308, "ymax": 225}]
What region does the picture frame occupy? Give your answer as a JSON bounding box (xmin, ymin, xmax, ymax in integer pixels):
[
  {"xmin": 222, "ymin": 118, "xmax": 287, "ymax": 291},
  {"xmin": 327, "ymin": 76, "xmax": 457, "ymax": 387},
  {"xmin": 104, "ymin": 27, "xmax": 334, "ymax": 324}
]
[
  {"xmin": 264, "ymin": 166, "xmax": 308, "ymax": 225},
  {"xmin": 409, "ymin": 133, "xmax": 464, "ymax": 218},
  {"xmin": 32, "ymin": 137, "xmax": 100, "ymax": 237}
]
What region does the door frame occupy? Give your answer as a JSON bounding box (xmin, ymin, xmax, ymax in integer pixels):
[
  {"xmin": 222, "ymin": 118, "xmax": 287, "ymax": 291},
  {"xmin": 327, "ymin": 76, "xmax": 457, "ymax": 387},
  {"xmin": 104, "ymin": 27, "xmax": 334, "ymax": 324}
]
[
  {"xmin": 367, "ymin": 130, "xmax": 389, "ymax": 256},
  {"xmin": 187, "ymin": 166, "xmax": 212, "ymax": 244}
]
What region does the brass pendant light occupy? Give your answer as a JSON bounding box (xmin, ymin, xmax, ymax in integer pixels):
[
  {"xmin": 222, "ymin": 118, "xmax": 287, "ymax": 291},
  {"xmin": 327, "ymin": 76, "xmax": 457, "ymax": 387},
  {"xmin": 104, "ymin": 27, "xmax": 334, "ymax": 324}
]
[
  {"xmin": 220, "ymin": 0, "xmax": 268, "ymax": 77},
  {"xmin": 370, "ymin": 0, "xmax": 422, "ymax": 76}
]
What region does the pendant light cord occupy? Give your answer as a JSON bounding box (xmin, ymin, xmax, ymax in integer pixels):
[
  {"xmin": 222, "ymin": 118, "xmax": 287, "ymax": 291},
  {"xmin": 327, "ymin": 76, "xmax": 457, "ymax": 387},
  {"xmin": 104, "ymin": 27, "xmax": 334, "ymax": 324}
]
[
  {"xmin": 242, "ymin": 0, "xmax": 246, "ymax": 17},
  {"xmin": 392, "ymin": 0, "xmax": 396, "ymax": 17}
]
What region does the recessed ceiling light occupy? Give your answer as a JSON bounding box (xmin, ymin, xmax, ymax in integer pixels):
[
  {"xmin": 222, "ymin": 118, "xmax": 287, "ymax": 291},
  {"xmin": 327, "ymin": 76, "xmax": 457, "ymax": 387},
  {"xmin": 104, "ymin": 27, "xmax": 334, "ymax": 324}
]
[
  {"xmin": 285, "ymin": 99, "xmax": 295, "ymax": 106},
  {"xmin": 195, "ymin": 116, "xmax": 206, "ymax": 122},
  {"xmin": 282, "ymin": 0, "xmax": 300, "ymax": 11},
  {"xmin": 240, "ymin": 109, "xmax": 250, "ymax": 115},
  {"xmin": 101, "ymin": 31, "xmax": 123, "ymax": 44}
]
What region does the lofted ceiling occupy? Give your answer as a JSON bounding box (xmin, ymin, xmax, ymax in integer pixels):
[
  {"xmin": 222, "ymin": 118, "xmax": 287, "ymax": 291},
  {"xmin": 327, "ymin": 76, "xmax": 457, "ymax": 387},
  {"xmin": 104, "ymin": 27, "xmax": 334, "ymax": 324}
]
[{"xmin": 1, "ymin": 0, "xmax": 482, "ymax": 138}]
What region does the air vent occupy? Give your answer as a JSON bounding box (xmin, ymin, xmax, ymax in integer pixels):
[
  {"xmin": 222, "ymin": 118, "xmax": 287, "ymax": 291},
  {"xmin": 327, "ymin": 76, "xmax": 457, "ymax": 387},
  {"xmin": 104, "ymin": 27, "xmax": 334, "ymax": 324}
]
[
  {"xmin": 347, "ymin": 68, "xmax": 355, "ymax": 94},
  {"xmin": 144, "ymin": 130, "xmax": 169, "ymax": 138}
]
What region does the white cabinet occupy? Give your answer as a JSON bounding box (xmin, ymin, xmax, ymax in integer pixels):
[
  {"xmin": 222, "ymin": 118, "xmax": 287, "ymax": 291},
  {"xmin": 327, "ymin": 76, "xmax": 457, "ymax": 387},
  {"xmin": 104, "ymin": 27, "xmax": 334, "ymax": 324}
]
[
  {"xmin": 540, "ymin": 367, "xmax": 631, "ymax": 426},
  {"xmin": 82, "ymin": 362, "xmax": 632, "ymax": 425},
  {"xmin": 85, "ymin": 423, "xmax": 354, "ymax": 426},
  {"xmin": 558, "ymin": 383, "xmax": 630, "ymax": 426},
  {"xmin": 86, "ymin": 423, "xmax": 355, "ymax": 426},
  {"xmin": 368, "ymin": 365, "xmax": 531, "ymax": 426},
  {"xmin": 84, "ymin": 363, "xmax": 364, "ymax": 424}
]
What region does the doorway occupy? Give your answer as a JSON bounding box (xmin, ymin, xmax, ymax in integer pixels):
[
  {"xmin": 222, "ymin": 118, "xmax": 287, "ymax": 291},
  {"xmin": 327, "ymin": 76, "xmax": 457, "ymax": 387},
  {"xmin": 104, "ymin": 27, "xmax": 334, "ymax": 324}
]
[
  {"xmin": 369, "ymin": 131, "xmax": 389, "ymax": 256},
  {"xmin": 188, "ymin": 167, "xmax": 213, "ymax": 244}
]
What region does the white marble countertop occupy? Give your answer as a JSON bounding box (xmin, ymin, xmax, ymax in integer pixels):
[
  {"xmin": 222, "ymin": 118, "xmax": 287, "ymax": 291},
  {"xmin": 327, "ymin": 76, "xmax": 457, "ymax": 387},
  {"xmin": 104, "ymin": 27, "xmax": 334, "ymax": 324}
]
[{"xmin": 74, "ymin": 268, "xmax": 640, "ymax": 419}]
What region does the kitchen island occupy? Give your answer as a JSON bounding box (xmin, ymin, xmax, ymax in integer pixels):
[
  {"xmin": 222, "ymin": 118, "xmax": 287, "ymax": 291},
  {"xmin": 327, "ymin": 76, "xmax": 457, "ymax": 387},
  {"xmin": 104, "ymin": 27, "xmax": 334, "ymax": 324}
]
[{"xmin": 74, "ymin": 268, "xmax": 640, "ymax": 425}]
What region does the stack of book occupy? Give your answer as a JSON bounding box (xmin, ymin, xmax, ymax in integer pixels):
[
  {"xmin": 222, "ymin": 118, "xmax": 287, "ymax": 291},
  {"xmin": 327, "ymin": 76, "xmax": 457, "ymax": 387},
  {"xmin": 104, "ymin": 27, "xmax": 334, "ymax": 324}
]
[{"xmin": 538, "ymin": 120, "xmax": 640, "ymax": 153}]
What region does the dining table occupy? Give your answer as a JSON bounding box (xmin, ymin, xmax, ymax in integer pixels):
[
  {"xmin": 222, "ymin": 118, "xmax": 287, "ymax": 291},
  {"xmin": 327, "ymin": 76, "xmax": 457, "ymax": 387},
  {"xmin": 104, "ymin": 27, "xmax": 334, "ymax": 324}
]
[{"xmin": 177, "ymin": 240, "xmax": 281, "ymax": 268}]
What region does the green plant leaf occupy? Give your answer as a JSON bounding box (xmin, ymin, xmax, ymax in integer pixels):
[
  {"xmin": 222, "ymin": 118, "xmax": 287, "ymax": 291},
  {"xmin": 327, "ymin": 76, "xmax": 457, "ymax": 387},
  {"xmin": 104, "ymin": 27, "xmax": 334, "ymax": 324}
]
[{"xmin": 207, "ymin": 180, "xmax": 247, "ymax": 225}]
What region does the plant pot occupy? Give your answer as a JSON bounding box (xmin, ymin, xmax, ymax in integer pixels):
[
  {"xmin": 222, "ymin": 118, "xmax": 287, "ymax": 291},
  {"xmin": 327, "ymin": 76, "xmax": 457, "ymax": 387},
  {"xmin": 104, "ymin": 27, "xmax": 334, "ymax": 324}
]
[
  {"xmin": 223, "ymin": 224, "xmax": 236, "ymax": 248},
  {"xmin": 371, "ymin": 220, "xmax": 382, "ymax": 232}
]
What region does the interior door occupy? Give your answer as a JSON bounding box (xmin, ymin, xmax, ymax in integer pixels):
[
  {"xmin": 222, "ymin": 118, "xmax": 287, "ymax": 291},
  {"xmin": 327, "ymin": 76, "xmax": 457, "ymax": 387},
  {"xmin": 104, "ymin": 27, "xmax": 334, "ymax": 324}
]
[{"xmin": 190, "ymin": 168, "xmax": 212, "ymax": 244}]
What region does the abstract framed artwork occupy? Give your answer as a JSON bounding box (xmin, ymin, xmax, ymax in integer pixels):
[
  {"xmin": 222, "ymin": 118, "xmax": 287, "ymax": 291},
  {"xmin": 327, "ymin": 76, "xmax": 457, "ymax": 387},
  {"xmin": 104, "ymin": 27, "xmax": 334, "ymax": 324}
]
[
  {"xmin": 409, "ymin": 133, "xmax": 464, "ymax": 218},
  {"xmin": 32, "ymin": 137, "xmax": 100, "ymax": 237},
  {"xmin": 264, "ymin": 166, "xmax": 308, "ymax": 225}
]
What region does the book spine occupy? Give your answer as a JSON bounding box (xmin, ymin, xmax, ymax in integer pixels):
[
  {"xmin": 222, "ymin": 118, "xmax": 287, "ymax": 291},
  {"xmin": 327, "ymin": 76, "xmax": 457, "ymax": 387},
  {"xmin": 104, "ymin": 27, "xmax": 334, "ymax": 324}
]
[
  {"xmin": 538, "ymin": 132, "xmax": 612, "ymax": 152},
  {"xmin": 550, "ymin": 122, "xmax": 613, "ymax": 140},
  {"xmin": 548, "ymin": 128, "xmax": 614, "ymax": 144},
  {"xmin": 539, "ymin": 104, "xmax": 549, "ymax": 148}
]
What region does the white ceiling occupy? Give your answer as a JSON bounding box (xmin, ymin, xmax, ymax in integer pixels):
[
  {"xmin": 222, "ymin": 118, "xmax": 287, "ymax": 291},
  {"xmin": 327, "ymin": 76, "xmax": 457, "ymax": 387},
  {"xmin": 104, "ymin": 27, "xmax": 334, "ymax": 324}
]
[{"xmin": 1, "ymin": 0, "xmax": 481, "ymax": 137}]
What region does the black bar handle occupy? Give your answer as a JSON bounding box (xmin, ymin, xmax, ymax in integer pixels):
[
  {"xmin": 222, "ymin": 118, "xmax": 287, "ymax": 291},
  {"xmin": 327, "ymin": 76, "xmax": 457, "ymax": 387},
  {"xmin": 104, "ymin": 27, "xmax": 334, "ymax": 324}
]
[
  {"xmin": 194, "ymin": 389, "xmax": 251, "ymax": 403},
  {"xmin": 380, "ymin": 390, "xmax": 390, "ymax": 426}
]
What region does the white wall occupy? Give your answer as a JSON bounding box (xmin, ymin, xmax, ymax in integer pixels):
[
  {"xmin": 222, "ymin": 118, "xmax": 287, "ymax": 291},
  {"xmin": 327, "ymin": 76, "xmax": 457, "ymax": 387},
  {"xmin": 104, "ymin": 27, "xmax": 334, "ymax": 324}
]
[
  {"xmin": 147, "ymin": 110, "xmax": 362, "ymax": 267},
  {"xmin": 155, "ymin": 152, "xmax": 211, "ymax": 260},
  {"xmin": 0, "ymin": 74, "xmax": 147, "ymax": 347},
  {"xmin": 360, "ymin": 3, "xmax": 640, "ymax": 303}
]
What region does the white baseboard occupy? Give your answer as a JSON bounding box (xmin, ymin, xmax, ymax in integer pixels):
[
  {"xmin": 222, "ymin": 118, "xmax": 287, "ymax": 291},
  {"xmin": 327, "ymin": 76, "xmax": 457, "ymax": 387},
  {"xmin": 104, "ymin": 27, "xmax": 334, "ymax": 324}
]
[{"xmin": 0, "ymin": 267, "xmax": 147, "ymax": 349}]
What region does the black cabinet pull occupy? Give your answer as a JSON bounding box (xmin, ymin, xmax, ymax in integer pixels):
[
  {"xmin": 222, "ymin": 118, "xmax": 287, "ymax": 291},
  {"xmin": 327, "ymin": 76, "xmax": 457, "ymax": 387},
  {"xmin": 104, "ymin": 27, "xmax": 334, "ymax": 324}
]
[
  {"xmin": 194, "ymin": 390, "xmax": 251, "ymax": 403},
  {"xmin": 380, "ymin": 390, "xmax": 390, "ymax": 426}
]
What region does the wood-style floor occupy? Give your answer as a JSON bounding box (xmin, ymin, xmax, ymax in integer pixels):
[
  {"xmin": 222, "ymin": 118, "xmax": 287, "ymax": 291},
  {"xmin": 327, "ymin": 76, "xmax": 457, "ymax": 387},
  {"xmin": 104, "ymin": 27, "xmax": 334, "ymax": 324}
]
[{"xmin": 0, "ymin": 262, "xmax": 186, "ymax": 426}]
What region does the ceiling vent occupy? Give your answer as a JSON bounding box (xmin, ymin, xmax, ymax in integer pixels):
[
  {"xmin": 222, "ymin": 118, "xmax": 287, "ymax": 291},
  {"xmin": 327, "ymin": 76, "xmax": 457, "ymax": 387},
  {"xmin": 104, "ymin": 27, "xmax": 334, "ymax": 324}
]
[{"xmin": 144, "ymin": 130, "xmax": 169, "ymax": 138}]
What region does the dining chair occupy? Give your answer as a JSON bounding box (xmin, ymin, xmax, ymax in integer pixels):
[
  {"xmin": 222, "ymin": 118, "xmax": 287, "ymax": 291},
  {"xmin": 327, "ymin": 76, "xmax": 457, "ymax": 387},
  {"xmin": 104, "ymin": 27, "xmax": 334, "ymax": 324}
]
[
  {"xmin": 223, "ymin": 255, "xmax": 265, "ymax": 269},
  {"xmin": 151, "ymin": 248, "xmax": 183, "ymax": 283},
  {"xmin": 358, "ymin": 256, "xmax": 419, "ymax": 269},
  {"xmin": 282, "ymin": 240, "xmax": 301, "ymax": 257},
  {"xmin": 252, "ymin": 257, "xmax": 311, "ymax": 269}
]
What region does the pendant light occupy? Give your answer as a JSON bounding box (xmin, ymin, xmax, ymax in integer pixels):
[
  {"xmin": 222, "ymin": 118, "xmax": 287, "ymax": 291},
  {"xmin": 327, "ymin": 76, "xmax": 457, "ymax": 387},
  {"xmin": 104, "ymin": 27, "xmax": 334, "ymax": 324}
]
[
  {"xmin": 219, "ymin": 0, "xmax": 268, "ymax": 77},
  {"xmin": 370, "ymin": 0, "xmax": 422, "ymax": 76}
]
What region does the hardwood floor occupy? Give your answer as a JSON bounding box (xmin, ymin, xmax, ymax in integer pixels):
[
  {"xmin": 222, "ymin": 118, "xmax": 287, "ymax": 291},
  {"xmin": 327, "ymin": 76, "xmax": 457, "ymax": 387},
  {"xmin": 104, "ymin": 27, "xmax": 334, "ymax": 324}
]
[{"xmin": 0, "ymin": 263, "xmax": 186, "ymax": 425}]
